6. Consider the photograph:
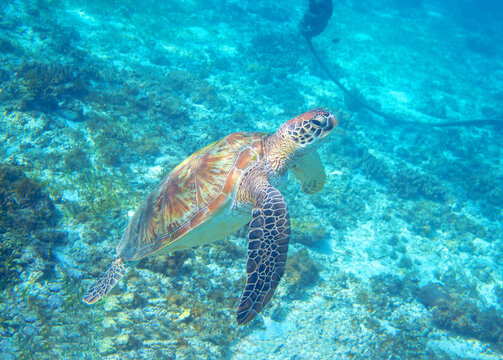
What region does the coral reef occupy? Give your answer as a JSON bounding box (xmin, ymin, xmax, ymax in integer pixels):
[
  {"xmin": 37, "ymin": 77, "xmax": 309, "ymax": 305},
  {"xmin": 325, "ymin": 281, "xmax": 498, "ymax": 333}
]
[
  {"xmin": 285, "ymin": 249, "xmax": 320, "ymax": 300},
  {"xmin": 63, "ymin": 148, "xmax": 91, "ymax": 171},
  {"xmin": 388, "ymin": 168, "xmax": 445, "ymax": 201},
  {"xmin": 359, "ymin": 149, "xmax": 393, "ymax": 184},
  {"xmin": 4, "ymin": 61, "xmax": 90, "ymax": 113},
  {"xmin": 367, "ymin": 273, "xmax": 417, "ymax": 317},
  {"xmin": 0, "ymin": 163, "xmax": 59, "ymax": 290},
  {"xmin": 431, "ymin": 291, "xmax": 503, "ymax": 344},
  {"xmin": 418, "ymin": 282, "xmax": 451, "ymax": 308},
  {"xmin": 0, "ymin": 0, "xmax": 501, "ymax": 358},
  {"xmin": 412, "ymin": 268, "xmax": 503, "ymax": 346},
  {"xmin": 291, "ymin": 219, "xmax": 327, "ymax": 248},
  {"xmin": 137, "ymin": 249, "xmax": 191, "ymax": 277},
  {"xmin": 166, "ymin": 69, "xmax": 223, "ymax": 111}
]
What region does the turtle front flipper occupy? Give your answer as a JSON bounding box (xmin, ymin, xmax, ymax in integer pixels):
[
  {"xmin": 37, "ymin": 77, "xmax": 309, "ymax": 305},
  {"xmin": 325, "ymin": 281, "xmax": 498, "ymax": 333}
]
[
  {"xmin": 82, "ymin": 258, "xmax": 128, "ymax": 304},
  {"xmin": 236, "ymin": 185, "xmax": 290, "ymax": 325},
  {"xmin": 290, "ymin": 150, "xmax": 326, "ymax": 194}
]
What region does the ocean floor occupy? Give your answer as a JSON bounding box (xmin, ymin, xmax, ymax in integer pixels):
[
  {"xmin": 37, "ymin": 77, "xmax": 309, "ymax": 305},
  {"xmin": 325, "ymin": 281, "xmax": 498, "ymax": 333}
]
[{"xmin": 0, "ymin": 0, "xmax": 502, "ymax": 359}]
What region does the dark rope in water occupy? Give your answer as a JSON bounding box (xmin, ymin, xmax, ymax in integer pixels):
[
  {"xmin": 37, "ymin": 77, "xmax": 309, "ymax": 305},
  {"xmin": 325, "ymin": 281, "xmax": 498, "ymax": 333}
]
[{"xmin": 306, "ymin": 37, "xmax": 503, "ymax": 129}]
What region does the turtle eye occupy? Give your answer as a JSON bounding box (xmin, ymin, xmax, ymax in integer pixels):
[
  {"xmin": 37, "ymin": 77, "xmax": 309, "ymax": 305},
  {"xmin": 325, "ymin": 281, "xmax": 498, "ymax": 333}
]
[{"xmin": 309, "ymin": 117, "xmax": 327, "ymax": 128}]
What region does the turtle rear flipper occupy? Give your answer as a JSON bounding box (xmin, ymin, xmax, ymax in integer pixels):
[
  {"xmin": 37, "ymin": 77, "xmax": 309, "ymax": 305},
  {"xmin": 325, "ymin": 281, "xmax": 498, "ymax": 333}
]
[
  {"xmin": 83, "ymin": 258, "xmax": 128, "ymax": 304},
  {"xmin": 236, "ymin": 185, "xmax": 290, "ymax": 325}
]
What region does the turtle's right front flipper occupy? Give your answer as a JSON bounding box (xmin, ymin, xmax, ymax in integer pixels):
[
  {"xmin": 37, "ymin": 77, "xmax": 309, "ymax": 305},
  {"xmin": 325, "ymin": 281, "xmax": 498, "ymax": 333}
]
[
  {"xmin": 236, "ymin": 184, "xmax": 291, "ymax": 325},
  {"xmin": 82, "ymin": 258, "xmax": 128, "ymax": 304}
]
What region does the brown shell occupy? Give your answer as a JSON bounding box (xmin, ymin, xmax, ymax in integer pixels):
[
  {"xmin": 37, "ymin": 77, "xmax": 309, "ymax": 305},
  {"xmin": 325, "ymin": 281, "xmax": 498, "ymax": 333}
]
[{"xmin": 117, "ymin": 132, "xmax": 265, "ymax": 261}]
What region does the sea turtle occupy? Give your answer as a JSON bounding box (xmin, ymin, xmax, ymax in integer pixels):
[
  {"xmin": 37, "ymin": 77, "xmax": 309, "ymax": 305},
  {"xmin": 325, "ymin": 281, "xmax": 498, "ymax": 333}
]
[{"xmin": 83, "ymin": 108, "xmax": 337, "ymax": 325}]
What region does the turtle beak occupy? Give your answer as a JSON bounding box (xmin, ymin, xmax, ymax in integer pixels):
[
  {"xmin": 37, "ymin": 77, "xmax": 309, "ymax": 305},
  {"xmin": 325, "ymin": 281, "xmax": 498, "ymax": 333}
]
[
  {"xmin": 319, "ymin": 113, "xmax": 337, "ymax": 138},
  {"xmin": 324, "ymin": 113, "xmax": 337, "ymax": 132}
]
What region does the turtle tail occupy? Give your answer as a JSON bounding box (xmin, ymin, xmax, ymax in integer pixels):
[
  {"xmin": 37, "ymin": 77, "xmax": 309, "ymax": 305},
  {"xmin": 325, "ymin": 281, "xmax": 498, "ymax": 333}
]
[{"xmin": 82, "ymin": 258, "xmax": 128, "ymax": 304}]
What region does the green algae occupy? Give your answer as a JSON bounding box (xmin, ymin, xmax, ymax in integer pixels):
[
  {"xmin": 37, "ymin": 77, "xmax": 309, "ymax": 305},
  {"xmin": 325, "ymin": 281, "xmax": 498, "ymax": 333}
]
[
  {"xmin": 87, "ymin": 118, "xmax": 132, "ymax": 167},
  {"xmin": 134, "ymin": 136, "xmax": 162, "ymax": 157}
]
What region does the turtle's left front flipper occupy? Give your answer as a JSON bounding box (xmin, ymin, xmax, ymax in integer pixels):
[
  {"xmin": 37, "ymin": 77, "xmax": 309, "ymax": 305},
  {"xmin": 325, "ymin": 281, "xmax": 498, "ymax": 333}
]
[
  {"xmin": 290, "ymin": 150, "xmax": 326, "ymax": 194},
  {"xmin": 236, "ymin": 185, "xmax": 290, "ymax": 325}
]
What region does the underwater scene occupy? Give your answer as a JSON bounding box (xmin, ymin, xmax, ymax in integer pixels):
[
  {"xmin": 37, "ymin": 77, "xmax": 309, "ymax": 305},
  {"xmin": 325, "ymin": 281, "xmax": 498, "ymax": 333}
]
[{"xmin": 1, "ymin": 0, "xmax": 502, "ymax": 358}]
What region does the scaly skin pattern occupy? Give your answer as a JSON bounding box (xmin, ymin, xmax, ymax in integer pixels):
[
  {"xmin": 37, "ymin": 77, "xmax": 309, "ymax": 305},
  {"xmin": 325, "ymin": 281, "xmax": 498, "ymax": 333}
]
[
  {"xmin": 262, "ymin": 108, "xmax": 336, "ymax": 172},
  {"xmin": 236, "ymin": 184, "xmax": 290, "ymax": 325},
  {"xmin": 235, "ymin": 108, "xmax": 337, "ymax": 324},
  {"xmin": 82, "ymin": 259, "xmax": 128, "ymax": 304}
]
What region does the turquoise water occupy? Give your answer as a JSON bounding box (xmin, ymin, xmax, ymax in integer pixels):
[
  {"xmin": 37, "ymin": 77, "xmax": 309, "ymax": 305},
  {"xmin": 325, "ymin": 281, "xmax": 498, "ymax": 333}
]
[{"xmin": 1, "ymin": 0, "xmax": 502, "ymax": 358}]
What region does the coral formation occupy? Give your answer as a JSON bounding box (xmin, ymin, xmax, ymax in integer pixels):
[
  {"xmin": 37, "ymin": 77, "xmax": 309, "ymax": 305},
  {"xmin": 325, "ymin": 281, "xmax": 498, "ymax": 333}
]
[
  {"xmin": 291, "ymin": 219, "xmax": 327, "ymax": 248},
  {"xmin": 63, "ymin": 148, "xmax": 91, "ymax": 171},
  {"xmin": 388, "ymin": 168, "xmax": 445, "ymax": 201},
  {"xmin": 418, "ymin": 282, "xmax": 451, "ymax": 308},
  {"xmin": 359, "ymin": 149, "xmax": 393, "ymax": 183},
  {"xmin": 4, "ymin": 62, "xmax": 90, "ymax": 112},
  {"xmin": 0, "ymin": 163, "xmax": 59, "ymax": 290},
  {"xmin": 137, "ymin": 250, "xmax": 191, "ymax": 277},
  {"xmin": 285, "ymin": 249, "xmax": 320, "ymax": 300},
  {"xmin": 431, "ymin": 293, "xmax": 503, "ymax": 344},
  {"xmin": 416, "ymin": 270, "xmax": 503, "ymax": 345}
]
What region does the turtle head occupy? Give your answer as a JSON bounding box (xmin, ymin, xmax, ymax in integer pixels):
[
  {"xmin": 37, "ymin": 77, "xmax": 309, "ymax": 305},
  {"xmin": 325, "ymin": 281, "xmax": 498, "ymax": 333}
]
[
  {"xmin": 282, "ymin": 108, "xmax": 337, "ymax": 148},
  {"xmin": 268, "ymin": 108, "xmax": 337, "ymax": 170}
]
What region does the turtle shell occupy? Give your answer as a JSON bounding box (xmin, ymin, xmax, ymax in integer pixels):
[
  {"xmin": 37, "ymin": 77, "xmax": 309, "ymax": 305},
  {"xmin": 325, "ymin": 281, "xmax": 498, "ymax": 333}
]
[{"xmin": 117, "ymin": 132, "xmax": 265, "ymax": 261}]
